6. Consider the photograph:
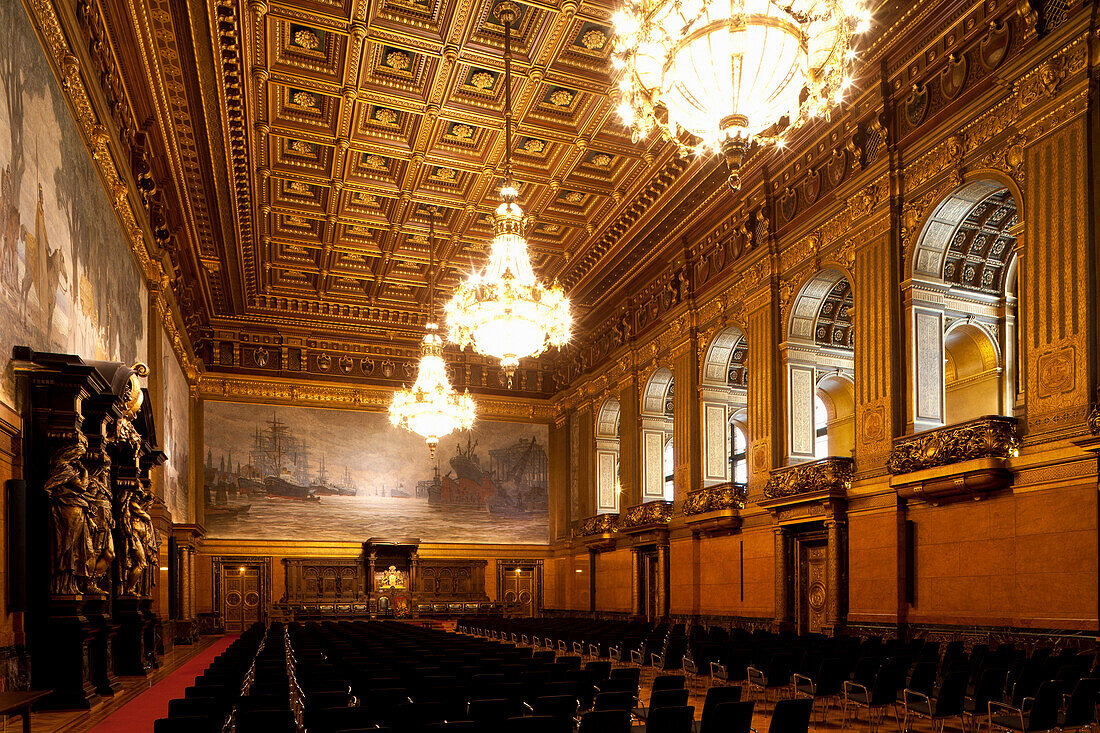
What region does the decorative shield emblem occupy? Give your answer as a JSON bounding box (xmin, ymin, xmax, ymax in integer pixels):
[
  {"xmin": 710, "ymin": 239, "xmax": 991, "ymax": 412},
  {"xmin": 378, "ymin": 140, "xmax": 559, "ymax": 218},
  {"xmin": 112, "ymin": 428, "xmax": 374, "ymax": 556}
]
[
  {"xmin": 360, "ymin": 358, "xmax": 375, "ymax": 375},
  {"xmin": 940, "ymin": 53, "xmax": 968, "ymax": 99},
  {"xmin": 339, "ymin": 355, "xmax": 354, "ymax": 373},
  {"xmin": 828, "ymin": 149, "xmax": 848, "ymax": 186},
  {"xmin": 905, "ymin": 83, "xmax": 929, "ymax": 127},
  {"xmin": 804, "ymin": 167, "xmax": 821, "ymax": 204},
  {"xmin": 780, "ymin": 187, "xmax": 798, "ymax": 222},
  {"xmin": 317, "ymin": 353, "xmax": 332, "ymax": 372},
  {"xmin": 979, "ymin": 20, "xmax": 1010, "ymax": 71},
  {"xmin": 381, "ymin": 360, "xmax": 395, "ymax": 378}
]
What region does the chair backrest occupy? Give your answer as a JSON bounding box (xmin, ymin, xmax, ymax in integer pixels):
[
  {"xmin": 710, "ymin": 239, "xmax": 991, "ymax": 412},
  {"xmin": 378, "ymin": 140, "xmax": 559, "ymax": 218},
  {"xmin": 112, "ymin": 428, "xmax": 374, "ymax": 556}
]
[
  {"xmin": 906, "ymin": 661, "xmax": 938, "ymax": 697},
  {"xmin": 652, "ymin": 674, "xmax": 686, "ymax": 692},
  {"xmin": 468, "ymin": 697, "xmax": 521, "ymax": 723},
  {"xmin": 154, "ymin": 717, "xmax": 216, "ymax": 733},
  {"xmin": 701, "ymin": 700, "xmax": 754, "ymax": 733},
  {"xmin": 611, "ymin": 667, "xmax": 642, "ymax": 684},
  {"xmin": 700, "ymin": 685, "xmax": 742, "ymax": 721},
  {"xmin": 768, "ymin": 698, "xmax": 812, "ymax": 733},
  {"xmin": 1022, "ymin": 681, "xmax": 1060, "ymax": 732},
  {"xmin": 505, "ymin": 714, "xmax": 567, "ymax": 733},
  {"xmin": 579, "ymin": 709, "xmax": 632, "ymax": 733},
  {"xmin": 650, "ymin": 688, "xmax": 689, "ymax": 709},
  {"xmin": 931, "ymin": 671, "xmax": 967, "ymax": 717},
  {"xmin": 597, "ymin": 677, "xmax": 639, "ymax": 697},
  {"xmin": 594, "ymin": 691, "xmax": 636, "ymax": 712},
  {"xmin": 645, "ymin": 705, "xmax": 695, "ymax": 733},
  {"xmin": 534, "ymin": 694, "xmax": 580, "ymax": 721},
  {"xmin": 1062, "ymin": 677, "xmax": 1100, "ymax": 727}
]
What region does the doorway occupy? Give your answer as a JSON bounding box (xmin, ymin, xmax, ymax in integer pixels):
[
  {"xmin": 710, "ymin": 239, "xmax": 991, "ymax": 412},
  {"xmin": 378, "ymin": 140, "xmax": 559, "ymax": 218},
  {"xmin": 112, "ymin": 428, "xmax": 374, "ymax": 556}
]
[
  {"xmin": 218, "ymin": 560, "xmax": 265, "ymax": 632},
  {"xmin": 497, "ymin": 561, "xmax": 543, "ymax": 617},
  {"xmin": 794, "ymin": 531, "xmax": 829, "ymax": 634},
  {"xmin": 641, "ymin": 549, "xmax": 659, "ymax": 620}
]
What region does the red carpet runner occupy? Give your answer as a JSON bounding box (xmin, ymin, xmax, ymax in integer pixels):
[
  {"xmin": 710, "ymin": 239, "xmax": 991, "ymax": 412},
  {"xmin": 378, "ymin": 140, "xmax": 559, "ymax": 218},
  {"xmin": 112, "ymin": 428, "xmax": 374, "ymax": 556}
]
[{"xmin": 88, "ymin": 634, "xmax": 239, "ymax": 733}]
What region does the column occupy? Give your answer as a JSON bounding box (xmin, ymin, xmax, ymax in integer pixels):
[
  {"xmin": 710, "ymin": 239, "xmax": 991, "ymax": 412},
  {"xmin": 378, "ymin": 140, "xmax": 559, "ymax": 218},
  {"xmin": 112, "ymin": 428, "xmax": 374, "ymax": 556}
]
[
  {"xmin": 672, "ymin": 340, "xmax": 701, "ymax": 500},
  {"xmin": 746, "ymin": 288, "xmax": 780, "ymax": 491},
  {"xmin": 410, "ymin": 552, "xmax": 419, "ymax": 593},
  {"xmin": 588, "ymin": 551, "xmax": 597, "ymax": 613},
  {"xmin": 630, "ymin": 548, "xmax": 642, "ymax": 617},
  {"xmin": 367, "ymin": 552, "xmax": 376, "ymax": 595},
  {"xmin": 656, "ymin": 542, "xmax": 670, "ymax": 618},
  {"xmin": 773, "ymin": 527, "xmax": 790, "ymax": 626},
  {"xmin": 825, "ymin": 519, "xmax": 844, "ymax": 631}
]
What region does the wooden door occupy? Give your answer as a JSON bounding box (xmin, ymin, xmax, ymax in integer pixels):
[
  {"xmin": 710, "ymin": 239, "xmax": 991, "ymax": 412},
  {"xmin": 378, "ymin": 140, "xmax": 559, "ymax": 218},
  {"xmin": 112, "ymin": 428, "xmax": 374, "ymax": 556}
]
[
  {"xmin": 795, "ymin": 535, "xmax": 828, "ymax": 634},
  {"xmin": 501, "ymin": 567, "xmax": 536, "ymax": 617},
  {"xmin": 643, "ymin": 550, "xmax": 659, "ymax": 620},
  {"xmin": 222, "ymin": 564, "xmax": 262, "ymax": 632}
]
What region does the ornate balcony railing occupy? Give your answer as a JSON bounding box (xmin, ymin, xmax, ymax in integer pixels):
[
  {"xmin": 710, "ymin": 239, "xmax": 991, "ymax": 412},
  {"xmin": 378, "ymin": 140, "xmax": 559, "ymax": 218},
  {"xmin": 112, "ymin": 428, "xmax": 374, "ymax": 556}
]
[
  {"xmin": 887, "ymin": 416, "xmax": 1019, "ymax": 474},
  {"xmin": 764, "ymin": 457, "xmax": 854, "ymax": 500},
  {"xmin": 572, "ymin": 512, "xmax": 618, "ymax": 539},
  {"xmin": 682, "ymin": 482, "xmax": 748, "ymax": 516},
  {"xmin": 618, "ymin": 500, "xmax": 674, "ymax": 533}
]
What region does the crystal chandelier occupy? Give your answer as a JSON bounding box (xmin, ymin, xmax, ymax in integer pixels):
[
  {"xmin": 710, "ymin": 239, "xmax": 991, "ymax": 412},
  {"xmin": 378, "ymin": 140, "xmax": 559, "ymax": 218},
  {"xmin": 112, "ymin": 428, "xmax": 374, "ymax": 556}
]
[
  {"xmin": 612, "ymin": 0, "xmax": 871, "ymax": 188},
  {"xmin": 390, "ymin": 207, "xmax": 476, "ymax": 457},
  {"xmin": 444, "ymin": 0, "xmax": 571, "ymax": 386}
]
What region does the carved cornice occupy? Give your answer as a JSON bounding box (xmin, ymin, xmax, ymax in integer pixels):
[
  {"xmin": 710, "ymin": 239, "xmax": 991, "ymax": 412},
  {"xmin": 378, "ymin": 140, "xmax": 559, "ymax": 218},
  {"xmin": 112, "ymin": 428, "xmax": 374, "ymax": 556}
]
[
  {"xmin": 887, "ymin": 416, "xmax": 1020, "ymax": 474},
  {"xmin": 682, "ymin": 482, "xmax": 748, "ymax": 516},
  {"xmin": 764, "ymin": 458, "xmax": 854, "ymax": 499}
]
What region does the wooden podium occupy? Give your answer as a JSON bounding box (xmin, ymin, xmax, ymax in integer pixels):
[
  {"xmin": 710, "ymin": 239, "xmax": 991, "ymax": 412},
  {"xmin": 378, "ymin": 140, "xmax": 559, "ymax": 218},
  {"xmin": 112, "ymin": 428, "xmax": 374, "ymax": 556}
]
[{"xmin": 363, "ymin": 538, "xmax": 420, "ymax": 617}]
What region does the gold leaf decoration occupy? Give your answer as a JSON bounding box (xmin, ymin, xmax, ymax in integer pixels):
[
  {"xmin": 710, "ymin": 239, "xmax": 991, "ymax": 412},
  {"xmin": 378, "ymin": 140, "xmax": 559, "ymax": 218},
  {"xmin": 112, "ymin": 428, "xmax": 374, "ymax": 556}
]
[
  {"xmin": 470, "ymin": 71, "xmax": 495, "ymax": 90},
  {"xmin": 549, "ymin": 89, "xmax": 574, "ymax": 107},
  {"xmin": 291, "ymin": 90, "xmax": 318, "ymax": 108},
  {"xmin": 450, "ymin": 123, "xmax": 474, "ymax": 139},
  {"xmin": 522, "ymin": 138, "xmax": 546, "ymax": 153},
  {"xmin": 581, "ymin": 29, "xmax": 607, "ymax": 50},
  {"xmin": 373, "ymin": 108, "xmax": 398, "ymax": 125},
  {"xmin": 293, "ymin": 29, "xmax": 320, "ymax": 50},
  {"xmin": 385, "ymin": 51, "xmax": 410, "ymax": 71}
]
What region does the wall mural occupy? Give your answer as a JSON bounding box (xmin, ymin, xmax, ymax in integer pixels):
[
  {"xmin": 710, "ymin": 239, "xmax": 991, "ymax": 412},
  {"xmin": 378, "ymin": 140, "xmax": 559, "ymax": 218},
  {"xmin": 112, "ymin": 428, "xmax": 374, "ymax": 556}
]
[
  {"xmin": 203, "ymin": 401, "xmax": 550, "ymax": 544},
  {"xmin": 0, "ymin": 1, "xmax": 148, "ymax": 407},
  {"xmin": 160, "ymin": 327, "xmax": 190, "ymax": 523}
]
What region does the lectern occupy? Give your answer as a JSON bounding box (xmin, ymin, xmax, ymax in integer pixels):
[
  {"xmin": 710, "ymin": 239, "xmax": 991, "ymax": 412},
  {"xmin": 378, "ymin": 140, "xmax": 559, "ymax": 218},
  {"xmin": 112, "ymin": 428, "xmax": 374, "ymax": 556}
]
[{"xmin": 362, "ymin": 538, "xmax": 420, "ymax": 617}]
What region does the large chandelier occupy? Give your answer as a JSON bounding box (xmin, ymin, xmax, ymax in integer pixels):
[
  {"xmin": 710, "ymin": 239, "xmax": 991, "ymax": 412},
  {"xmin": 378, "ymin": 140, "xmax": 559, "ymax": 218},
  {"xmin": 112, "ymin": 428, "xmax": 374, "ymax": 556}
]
[
  {"xmin": 444, "ymin": 0, "xmax": 571, "ymax": 387},
  {"xmin": 612, "ymin": 0, "xmax": 871, "ymax": 188},
  {"xmin": 390, "ymin": 207, "xmax": 476, "ymax": 457}
]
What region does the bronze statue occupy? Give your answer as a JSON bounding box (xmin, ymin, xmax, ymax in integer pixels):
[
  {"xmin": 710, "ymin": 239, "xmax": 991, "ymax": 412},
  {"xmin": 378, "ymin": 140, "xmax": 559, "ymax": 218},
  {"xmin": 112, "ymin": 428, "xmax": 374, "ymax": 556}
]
[
  {"xmin": 43, "ymin": 433, "xmax": 93, "ymax": 595},
  {"xmin": 86, "ymin": 453, "xmax": 115, "ymax": 592},
  {"xmin": 119, "ymin": 483, "xmax": 157, "ymax": 596}
]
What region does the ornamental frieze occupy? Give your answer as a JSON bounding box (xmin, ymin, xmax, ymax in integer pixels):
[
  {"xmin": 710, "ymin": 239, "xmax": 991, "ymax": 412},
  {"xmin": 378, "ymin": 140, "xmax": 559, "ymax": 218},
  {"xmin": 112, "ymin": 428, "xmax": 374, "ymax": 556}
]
[
  {"xmin": 682, "ymin": 483, "xmax": 748, "ymax": 516},
  {"xmin": 572, "ymin": 513, "xmax": 618, "ymax": 538},
  {"xmin": 887, "ymin": 416, "xmax": 1020, "ymax": 474},
  {"xmin": 764, "ymin": 457, "xmax": 854, "ymax": 499},
  {"xmin": 618, "ymin": 500, "xmax": 674, "ymax": 532}
]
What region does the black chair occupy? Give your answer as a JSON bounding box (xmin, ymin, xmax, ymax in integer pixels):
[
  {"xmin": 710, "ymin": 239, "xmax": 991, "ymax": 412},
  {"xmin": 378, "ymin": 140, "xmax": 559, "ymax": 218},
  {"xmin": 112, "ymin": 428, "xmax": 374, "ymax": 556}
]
[
  {"xmin": 645, "ymin": 705, "xmax": 695, "ymax": 733},
  {"xmin": 167, "ymin": 696, "xmax": 227, "ymax": 723},
  {"xmin": 424, "ymin": 723, "xmax": 478, "ymax": 733},
  {"xmin": 579, "ymin": 709, "xmax": 632, "ymax": 733},
  {"xmin": 702, "ymin": 700, "xmax": 755, "ymax": 733},
  {"xmin": 793, "ymin": 656, "xmax": 847, "ymax": 723},
  {"xmin": 768, "ymin": 697, "xmax": 813, "ymax": 733},
  {"xmin": 505, "ymin": 715, "xmax": 568, "ymax": 733},
  {"xmin": 468, "ymin": 697, "xmax": 523, "ymax": 727},
  {"xmin": 903, "ymin": 670, "xmax": 968, "ymax": 733},
  {"xmin": 596, "ymin": 677, "xmax": 639, "ymax": 697},
  {"xmin": 844, "ymin": 662, "xmax": 903, "ymax": 733},
  {"xmin": 314, "ymin": 706, "xmax": 375, "ymax": 732},
  {"xmin": 747, "ymin": 653, "xmax": 793, "ymax": 707},
  {"xmin": 154, "ymin": 717, "xmax": 221, "ymax": 733},
  {"xmin": 532, "ymin": 694, "xmax": 580, "ymax": 724},
  {"xmin": 698, "ymin": 685, "xmax": 743, "ymax": 732},
  {"xmin": 1057, "ymin": 676, "xmax": 1100, "ymax": 732},
  {"xmin": 236, "ymin": 709, "xmax": 297, "ymax": 733},
  {"xmin": 965, "ymin": 667, "xmax": 1008, "ymax": 732},
  {"xmin": 988, "ymin": 680, "xmax": 1061, "ymax": 733},
  {"xmin": 648, "ymin": 688, "xmax": 690, "ymax": 710}
]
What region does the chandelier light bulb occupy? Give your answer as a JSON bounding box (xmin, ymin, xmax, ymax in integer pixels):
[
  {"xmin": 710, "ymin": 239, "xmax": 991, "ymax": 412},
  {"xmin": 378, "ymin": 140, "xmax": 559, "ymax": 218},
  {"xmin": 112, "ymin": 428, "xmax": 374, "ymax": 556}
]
[{"xmin": 612, "ymin": 0, "xmax": 871, "ymax": 189}]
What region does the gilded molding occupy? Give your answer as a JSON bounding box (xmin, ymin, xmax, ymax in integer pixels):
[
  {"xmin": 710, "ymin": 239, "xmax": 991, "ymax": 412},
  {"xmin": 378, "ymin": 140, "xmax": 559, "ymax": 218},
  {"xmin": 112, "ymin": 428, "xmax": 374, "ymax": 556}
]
[
  {"xmin": 572, "ymin": 513, "xmax": 617, "ymax": 538},
  {"xmin": 618, "ymin": 500, "xmax": 674, "ymax": 531},
  {"xmin": 764, "ymin": 458, "xmax": 854, "ymax": 499},
  {"xmin": 888, "ymin": 416, "xmax": 1019, "ymax": 474}
]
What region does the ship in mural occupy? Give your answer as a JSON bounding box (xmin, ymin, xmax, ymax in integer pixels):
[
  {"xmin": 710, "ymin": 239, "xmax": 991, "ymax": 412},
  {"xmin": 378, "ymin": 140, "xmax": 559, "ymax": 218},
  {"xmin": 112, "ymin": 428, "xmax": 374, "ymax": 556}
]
[{"xmin": 203, "ymin": 402, "xmax": 551, "ymax": 543}]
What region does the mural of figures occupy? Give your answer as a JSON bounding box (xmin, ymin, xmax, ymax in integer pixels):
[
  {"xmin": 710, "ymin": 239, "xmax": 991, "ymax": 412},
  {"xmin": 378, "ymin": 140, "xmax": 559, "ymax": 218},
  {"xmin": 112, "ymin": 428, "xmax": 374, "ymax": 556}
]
[
  {"xmin": 0, "ymin": 1, "xmax": 147, "ymax": 407},
  {"xmin": 203, "ymin": 402, "xmax": 550, "ymax": 544},
  {"xmin": 160, "ymin": 328, "xmax": 190, "ymax": 523}
]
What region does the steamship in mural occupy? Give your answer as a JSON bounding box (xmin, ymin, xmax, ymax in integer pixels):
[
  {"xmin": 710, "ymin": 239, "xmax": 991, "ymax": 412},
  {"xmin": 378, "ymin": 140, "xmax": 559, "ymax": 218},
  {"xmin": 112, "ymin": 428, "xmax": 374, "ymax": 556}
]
[{"xmin": 203, "ymin": 402, "xmax": 550, "ymax": 543}]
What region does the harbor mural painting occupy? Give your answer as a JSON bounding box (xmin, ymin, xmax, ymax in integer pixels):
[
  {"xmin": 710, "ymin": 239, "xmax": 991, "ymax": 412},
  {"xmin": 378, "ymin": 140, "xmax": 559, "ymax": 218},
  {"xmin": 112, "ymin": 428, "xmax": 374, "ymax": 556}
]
[
  {"xmin": 0, "ymin": 1, "xmax": 148, "ymax": 407},
  {"xmin": 203, "ymin": 401, "xmax": 550, "ymax": 544},
  {"xmin": 160, "ymin": 327, "xmax": 190, "ymax": 523}
]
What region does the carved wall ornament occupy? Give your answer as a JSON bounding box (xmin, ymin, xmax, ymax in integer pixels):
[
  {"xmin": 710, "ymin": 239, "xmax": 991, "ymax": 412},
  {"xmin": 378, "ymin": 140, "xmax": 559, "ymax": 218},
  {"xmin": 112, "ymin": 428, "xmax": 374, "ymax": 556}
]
[
  {"xmin": 682, "ymin": 482, "xmax": 748, "ymax": 516},
  {"xmin": 804, "ymin": 167, "xmax": 822, "ymax": 204},
  {"xmin": 906, "ymin": 84, "xmax": 929, "ymax": 127},
  {"xmin": 44, "ymin": 432, "xmax": 95, "ymax": 596},
  {"xmin": 764, "ymin": 457, "xmax": 853, "ymax": 499},
  {"xmin": 887, "ymin": 416, "xmax": 1019, "ymax": 474},
  {"xmin": 941, "ymin": 53, "xmax": 968, "ymax": 100},
  {"xmin": 618, "ymin": 500, "xmax": 674, "ymax": 531},
  {"xmin": 848, "ymin": 182, "xmax": 883, "ymax": 220},
  {"xmin": 572, "ymin": 512, "xmax": 618, "ymax": 538},
  {"xmin": 780, "ymin": 187, "xmax": 798, "ymax": 222},
  {"xmin": 828, "ymin": 148, "xmax": 848, "ymax": 186},
  {"xmin": 979, "ymin": 20, "xmax": 1011, "ymax": 71},
  {"xmin": 1087, "ymin": 391, "xmax": 1100, "ymax": 435}
]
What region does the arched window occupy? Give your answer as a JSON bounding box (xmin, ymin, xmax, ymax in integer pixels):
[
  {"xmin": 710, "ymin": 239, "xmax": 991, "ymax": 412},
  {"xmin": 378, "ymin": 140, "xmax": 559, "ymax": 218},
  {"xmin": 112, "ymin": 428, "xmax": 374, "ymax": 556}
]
[
  {"xmin": 662, "ymin": 437, "xmax": 674, "ymax": 500},
  {"xmin": 785, "ymin": 270, "xmax": 856, "ymax": 463},
  {"xmin": 906, "ymin": 180, "xmax": 1018, "ymax": 431},
  {"xmin": 594, "ymin": 397, "xmax": 621, "ymax": 514},
  {"xmin": 731, "ymin": 423, "xmax": 748, "ymax": 484},
  {"xmin": 640, "ymin": 368, "xmax": 674, "ymax": 501},
  {"xmin": 701, "ymin": 327, "xmax": 749, "ymax": 485}
]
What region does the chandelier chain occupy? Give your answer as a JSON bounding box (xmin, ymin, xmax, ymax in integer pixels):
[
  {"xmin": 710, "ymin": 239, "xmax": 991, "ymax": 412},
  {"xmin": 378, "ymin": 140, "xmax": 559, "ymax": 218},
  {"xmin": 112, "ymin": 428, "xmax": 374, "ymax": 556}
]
[{"xmin": 501, "ymin": 3, "xmax": 515, "ymax": 187}]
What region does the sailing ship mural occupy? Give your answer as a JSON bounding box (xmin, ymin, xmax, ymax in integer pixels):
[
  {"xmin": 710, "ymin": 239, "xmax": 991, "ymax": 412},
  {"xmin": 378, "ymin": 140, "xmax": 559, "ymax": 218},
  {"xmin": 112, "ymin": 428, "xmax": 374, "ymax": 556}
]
[{"xmin": 203, "ymin": 401, "xmax": 550, "ymax": 543}]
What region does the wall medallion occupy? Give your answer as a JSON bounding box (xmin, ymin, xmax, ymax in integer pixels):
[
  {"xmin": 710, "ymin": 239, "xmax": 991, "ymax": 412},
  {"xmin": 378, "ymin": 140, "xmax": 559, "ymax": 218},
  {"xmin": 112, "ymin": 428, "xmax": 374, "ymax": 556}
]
[
  {"xmin": 1037, "ymin": 346, "xmax": 1075, "ymax": 397},
  {"xmin": 381, "ymin": 360, "xmax": 395, "ymax": 378},
  {"xmin": 254, "ymin": 347, "xmax": 269, "ymax": 367},
  {"xmin": 940, "ymin": 53, "xmax": 968, "ymax": 99},
  {"xmin": 360, "ymin": 358, "xmax": 375, "ymax": 375},
  {"xmin": 339, "ymin": 355, "xmax": 354, "ymax": 373},
  {"xmin": 828, "ymin": 149, "xmax": 847, "ymax": 186},
  {"xmin": 905, "ymin": 83, "xmax": 929, "ymax": 127},
  {"xmin": 317, "ymin": 353, "xmax": 332, "ymax": 372},
  {"xmin": 979, "ymin": 20, "xmax": 1010, "ymax": 70},
  {"xmin": 804, "ymin": 167, "xmax": 821, "ymax": 204},
  {"xmin": 780, "ymin": 187, "xmax": 798, "ymax": 222}
]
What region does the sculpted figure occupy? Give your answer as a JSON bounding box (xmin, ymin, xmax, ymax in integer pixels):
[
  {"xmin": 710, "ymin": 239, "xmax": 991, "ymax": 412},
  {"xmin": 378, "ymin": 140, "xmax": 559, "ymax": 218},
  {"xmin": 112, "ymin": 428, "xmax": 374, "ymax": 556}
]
[
  {"xmin": 43, "ymin": 433, "xmax": 93, "ymax": 595},
  {"xmin": 121, "ymin": 484, "xmax": 157, "ymax": 596},
  {"xmin": 86, "ymin": 454, "xmax": 115, "ymax": 592}
]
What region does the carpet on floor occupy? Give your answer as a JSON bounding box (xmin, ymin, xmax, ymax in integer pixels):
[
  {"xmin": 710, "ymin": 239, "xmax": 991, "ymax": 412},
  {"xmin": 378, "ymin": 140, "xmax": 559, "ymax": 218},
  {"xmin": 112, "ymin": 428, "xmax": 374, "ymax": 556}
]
[{"xmin": 87, "ymin": 634, "xmax": 239, "ymax": 733}]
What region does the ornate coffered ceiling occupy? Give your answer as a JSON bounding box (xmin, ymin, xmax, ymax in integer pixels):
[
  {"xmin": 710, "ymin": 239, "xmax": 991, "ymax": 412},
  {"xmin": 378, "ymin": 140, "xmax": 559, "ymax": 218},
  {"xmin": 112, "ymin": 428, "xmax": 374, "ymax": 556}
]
[{"xmin": 106, "ymin": 0, "xmax": 694, "ymax": 385}]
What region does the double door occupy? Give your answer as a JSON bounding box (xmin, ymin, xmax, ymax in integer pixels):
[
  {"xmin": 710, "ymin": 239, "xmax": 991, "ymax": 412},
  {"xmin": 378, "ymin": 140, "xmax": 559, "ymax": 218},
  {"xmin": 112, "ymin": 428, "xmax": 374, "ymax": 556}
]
[{"xmin": 222, "ymin": 564, "xmax": 263, "ymax": 632}]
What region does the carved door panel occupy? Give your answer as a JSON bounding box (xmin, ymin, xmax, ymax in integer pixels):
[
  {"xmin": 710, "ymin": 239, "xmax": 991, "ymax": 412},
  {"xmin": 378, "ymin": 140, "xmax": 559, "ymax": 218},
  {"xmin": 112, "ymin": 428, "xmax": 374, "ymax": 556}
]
[
  {"xmin": 502, "ymin": 567, "xmax": 536, "ymax": 617},
  {"xmin": 796, "ymin": 537, "xmax": 828, "ymax": 634},
  {"xmin": 223, "ymin": 565, "xmax": 262, "ymax": 632}
]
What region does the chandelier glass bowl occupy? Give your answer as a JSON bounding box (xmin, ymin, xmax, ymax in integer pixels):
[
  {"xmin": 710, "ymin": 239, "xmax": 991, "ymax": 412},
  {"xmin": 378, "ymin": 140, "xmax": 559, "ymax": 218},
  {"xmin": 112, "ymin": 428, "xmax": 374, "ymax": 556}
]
[
  {"xmin": 390, "ymin": 207, "xmax": 476, "ymax": 456},
  {"xmin": 612, "ymin": 0, "xmax": 871, "ymax": 187},
  {"xmin": 444, "ymin": 1, "xmax": 571, "ymax": 384}
]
